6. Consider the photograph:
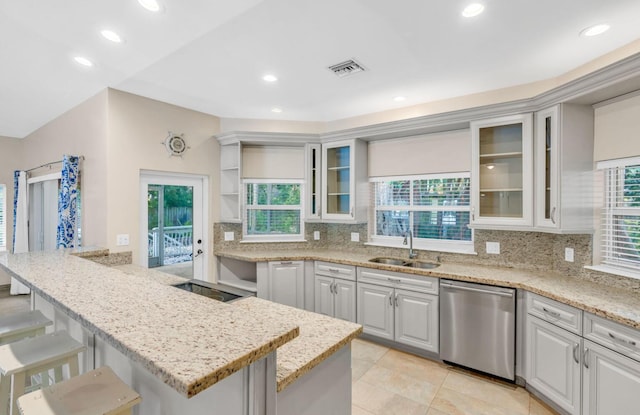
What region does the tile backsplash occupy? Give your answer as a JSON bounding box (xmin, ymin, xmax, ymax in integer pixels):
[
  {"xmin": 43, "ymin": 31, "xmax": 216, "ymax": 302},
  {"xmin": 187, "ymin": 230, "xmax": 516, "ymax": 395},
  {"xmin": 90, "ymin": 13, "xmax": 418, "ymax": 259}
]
[{"xmin": 214, "ymin": 222, "xmax": 640, "ymax": 290}]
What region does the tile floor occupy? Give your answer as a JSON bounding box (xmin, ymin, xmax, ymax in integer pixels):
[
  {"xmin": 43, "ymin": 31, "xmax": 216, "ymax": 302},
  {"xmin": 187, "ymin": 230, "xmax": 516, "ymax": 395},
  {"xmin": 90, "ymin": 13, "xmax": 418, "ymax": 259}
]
[
  {"xmin": 0, "ymin": 293, "xmax": 557, "ymax": 415},
  {"xmin": 351, "ymin": 338, "xmax": 557, "ymax": 415}
]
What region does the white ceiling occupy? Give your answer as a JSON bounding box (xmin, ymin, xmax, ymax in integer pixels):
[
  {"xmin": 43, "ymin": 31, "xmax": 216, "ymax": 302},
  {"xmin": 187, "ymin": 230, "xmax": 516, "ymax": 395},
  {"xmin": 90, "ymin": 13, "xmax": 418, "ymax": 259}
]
[{"xmin": 2, "ymin": 0, "xmax": 640, "ymax": 138}]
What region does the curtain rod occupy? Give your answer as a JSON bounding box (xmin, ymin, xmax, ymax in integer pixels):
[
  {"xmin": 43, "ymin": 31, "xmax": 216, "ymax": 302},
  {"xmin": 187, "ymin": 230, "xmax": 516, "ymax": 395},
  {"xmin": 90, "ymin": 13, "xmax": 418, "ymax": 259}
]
[{"xmin": 26, "ymin": 155, "xmax": 85, "ymax": 173}]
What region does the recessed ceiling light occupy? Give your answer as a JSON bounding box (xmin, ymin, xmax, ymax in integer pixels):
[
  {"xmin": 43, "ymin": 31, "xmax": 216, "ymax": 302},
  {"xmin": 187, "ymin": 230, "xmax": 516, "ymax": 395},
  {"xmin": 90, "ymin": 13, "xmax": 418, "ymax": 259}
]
[
  {"xmin": 271, "ymin": 107, "xmax": 283, "ymax": 113},
  {"xmin": 100, "ymin": 29, "xmax": 122, "ymax": 43},
  {"xmin": 263, "ymin": 74, "xmax": 278, "ymax": 82},
  {"xmin": 393, "ymin": 96, "xmax": 406, "ymax": 102},
  {"xmin": 580, "ymin": 24, "xmax": 610, "ymax": 37},
  {"xmin": 73, "ymin": 56, "xmax": 94, "ymax": 67},
  {"xmin": 138, "ymin": 0, "xmax": 162, "ymax": 12},
  {"xmin": 462, "ymin": 3, "xmax": 485, "ymax": 17}
]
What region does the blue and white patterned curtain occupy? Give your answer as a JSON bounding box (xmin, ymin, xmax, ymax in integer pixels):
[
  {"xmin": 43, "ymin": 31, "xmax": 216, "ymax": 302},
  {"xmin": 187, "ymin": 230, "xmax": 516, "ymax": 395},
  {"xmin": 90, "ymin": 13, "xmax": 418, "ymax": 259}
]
[
  {"xmin": 12, "ymin": 170, "xmax": 19, "ymax": 251},
  {"xmin": 56, "ymin": 155, "xmax": 80, "ymax": 248}
]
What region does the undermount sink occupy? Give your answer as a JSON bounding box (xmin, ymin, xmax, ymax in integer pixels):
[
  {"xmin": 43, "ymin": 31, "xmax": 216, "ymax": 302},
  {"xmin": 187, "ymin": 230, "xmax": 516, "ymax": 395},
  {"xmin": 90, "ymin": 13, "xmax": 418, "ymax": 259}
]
[
  {"xmin": 369, "ymin": 257, "xmax": 408, "ymax": 266},
  {"xmin": 368, "ymin": 257, "xmax": 440, "ymax": 269},
  {"xmin": 406, "ymin": 261, "xmax": 440, "ymax": 269}
]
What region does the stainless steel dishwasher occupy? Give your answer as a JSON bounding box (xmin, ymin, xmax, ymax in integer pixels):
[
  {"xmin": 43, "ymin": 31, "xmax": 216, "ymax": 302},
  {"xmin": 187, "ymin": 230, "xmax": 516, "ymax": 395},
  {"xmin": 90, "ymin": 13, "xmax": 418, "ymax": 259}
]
[{"xmin": 440, "ymin": 279, "xmax": 516, "ymax": 381}]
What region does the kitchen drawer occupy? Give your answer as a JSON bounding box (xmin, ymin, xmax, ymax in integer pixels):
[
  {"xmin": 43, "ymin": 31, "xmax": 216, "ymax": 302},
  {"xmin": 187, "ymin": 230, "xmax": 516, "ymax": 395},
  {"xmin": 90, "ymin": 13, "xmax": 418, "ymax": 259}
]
[
  {"xmin": 315, "ymin": 261, "xmax": 355, "ymax": 281},
  {"xmin": 526, "ymin": 292, "xmax": 582, "ymax": 335},
  {"xmin": 357, "ymin": 267, "xmax": 438, "ymax": 295},
  {"xmin": 584, "ymin": 312, "xmax": 640, "ymax": 362}
]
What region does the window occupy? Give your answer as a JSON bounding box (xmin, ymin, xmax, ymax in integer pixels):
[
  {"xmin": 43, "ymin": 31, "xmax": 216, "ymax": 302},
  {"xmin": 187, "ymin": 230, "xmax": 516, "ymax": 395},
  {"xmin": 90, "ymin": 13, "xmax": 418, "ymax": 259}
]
[
  {"xmin": 370, "ymin": 173, "xmax": 473, "ymax": 253},
  {"xmin": 0, "ymin": 184, "xmax": 5, "ymax": 251},
  {"xmin": 243, "ymin": 180, "xmax": 304, "ymax": 242},
  {"xmin": 597, "ymin": 158, "xmax": 640, "ymax": 276}
]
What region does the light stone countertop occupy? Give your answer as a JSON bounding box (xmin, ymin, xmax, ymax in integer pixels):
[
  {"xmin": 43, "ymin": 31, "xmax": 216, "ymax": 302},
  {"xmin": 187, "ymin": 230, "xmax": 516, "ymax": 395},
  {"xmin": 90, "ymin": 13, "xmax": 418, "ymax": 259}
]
[
  {"xmin": 0, "ymin": 251, "xmax": 299, "ymax": 398},
  {"xmin": 116, "ymin": 264, "xmax": 364, "ymax": 392},
  {"xmin": 215, "ymin": 248, "xmax": 640, "ymax": 330},
  {"xmin": 233, "ymin": 297, "xmax": 362, "ymax": 392}
]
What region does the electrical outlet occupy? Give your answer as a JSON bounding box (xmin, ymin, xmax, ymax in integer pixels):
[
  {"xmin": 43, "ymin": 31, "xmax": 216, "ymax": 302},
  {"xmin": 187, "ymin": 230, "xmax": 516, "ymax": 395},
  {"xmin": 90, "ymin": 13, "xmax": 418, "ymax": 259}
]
[
  {"xmin": 224, "ymin": 232, "xmax": 235, "ymax": 241},
  {"xmin": 313, "ymin": 231, "xmax": 320, "ymax": 240},
  {"xmin": 565, "ymin": 247, "xmax": 574, "ymax": 262},
  {"xmin": 116, "ymin": 234, "xmax": 129, "ymax": 246},
  {"xmin": 351, "ymin": 232, "xmax": 360, "ymax": 242},
  {"xmin": 486, "ymin": 241, "xmax": 500, "ymax": 254}
]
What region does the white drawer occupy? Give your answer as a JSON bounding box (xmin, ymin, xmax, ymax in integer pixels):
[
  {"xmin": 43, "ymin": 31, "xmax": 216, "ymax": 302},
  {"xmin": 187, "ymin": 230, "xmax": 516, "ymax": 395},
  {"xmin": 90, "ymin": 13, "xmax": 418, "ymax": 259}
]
[
  {"xmin": 314, "ymin": 261, "xmax": 355, "ymax": 281},
  {"xmin": 526, "ymin": 292, "xmax": 582, "ymax": 335},
  {"xmin": 357, "ymin": 267, "xmax": 438, "ymax": 295},
  {"xmin": 584, "ymin": 312, "xmax": 640, "ymax": 362}
]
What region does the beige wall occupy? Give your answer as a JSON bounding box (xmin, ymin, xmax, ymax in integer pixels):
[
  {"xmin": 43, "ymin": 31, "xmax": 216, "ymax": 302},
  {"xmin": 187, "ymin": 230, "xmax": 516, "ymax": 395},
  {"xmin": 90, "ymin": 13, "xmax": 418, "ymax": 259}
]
[
  {"xmin": 21, "ymin": 90, "xmax": 110, "ymax": 248},
  {"xmin": 106, "ymin": 89, "xmax": 220, "ymax": 269}
]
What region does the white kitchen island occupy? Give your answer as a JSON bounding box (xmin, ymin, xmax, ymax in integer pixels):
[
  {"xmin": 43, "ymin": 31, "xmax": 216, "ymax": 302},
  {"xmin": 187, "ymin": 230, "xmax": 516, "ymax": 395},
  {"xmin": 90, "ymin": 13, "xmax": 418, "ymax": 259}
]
[{"xmin": 0, "ymin": 250, "xmax": 361, "ymax": 415}]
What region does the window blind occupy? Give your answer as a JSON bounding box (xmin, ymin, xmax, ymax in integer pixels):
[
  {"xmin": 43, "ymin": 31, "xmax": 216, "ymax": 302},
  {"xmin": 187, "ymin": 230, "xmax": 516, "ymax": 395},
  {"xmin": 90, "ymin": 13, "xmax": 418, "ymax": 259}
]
[
  {"xmin": 0, "ymin": 184, "xmax": 5, "ymax": 251},
  {"xmin": 599, "ymin": 158, "xmax": 640, "ymax": 272}
]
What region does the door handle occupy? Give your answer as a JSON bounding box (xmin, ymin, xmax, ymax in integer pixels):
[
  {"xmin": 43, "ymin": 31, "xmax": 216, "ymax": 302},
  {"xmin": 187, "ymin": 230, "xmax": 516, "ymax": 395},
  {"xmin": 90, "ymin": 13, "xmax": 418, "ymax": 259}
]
[
  {"xmin": 193, "ymin": 249, "xmax": 203, "ymax": 258},
  {"xmin": 550, "ymin": 207, "xmax": 556, "ymax": 224},
  {"xmin": 394, "ymin": 293, "xmax": 398, "ymax": 308},
  {"xmin": 573, "ymin": 344, "xmax": 579, "ymax": 364},
  {"xmin": 389, "ymin": 294, "xmax": 393, "ymax": 307}
]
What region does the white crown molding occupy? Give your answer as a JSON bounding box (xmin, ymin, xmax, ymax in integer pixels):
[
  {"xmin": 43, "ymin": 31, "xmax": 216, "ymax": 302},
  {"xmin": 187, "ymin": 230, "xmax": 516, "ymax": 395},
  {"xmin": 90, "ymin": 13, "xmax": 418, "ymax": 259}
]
[{"xmin": 215, "ymin": 131, "xmax": 320, "ymax": 146}]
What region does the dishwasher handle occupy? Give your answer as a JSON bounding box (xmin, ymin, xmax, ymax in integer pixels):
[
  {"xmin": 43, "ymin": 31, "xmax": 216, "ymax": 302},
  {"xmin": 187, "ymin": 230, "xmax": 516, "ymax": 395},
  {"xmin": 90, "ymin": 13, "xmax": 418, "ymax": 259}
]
[{"xmin": 440, "ymin": 282, "xmax": 514, "ymax": 298}]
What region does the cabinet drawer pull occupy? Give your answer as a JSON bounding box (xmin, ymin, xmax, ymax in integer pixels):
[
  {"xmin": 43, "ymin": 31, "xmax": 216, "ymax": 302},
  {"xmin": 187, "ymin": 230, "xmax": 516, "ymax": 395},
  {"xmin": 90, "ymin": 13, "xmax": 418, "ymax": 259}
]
[
  {"xmin": 542, "ymin": 307, "xmax": 561, "ymax": 319},
  {"xmin": 573, "ymin": 344, "xmax": 579, "ymax": 364},
  {"xmin": 387, "ymin": 278, "xmax": 402, "ymax": 284},
  {"xmin": 609, "ymin": 332, "xmax": 637, "ymax": 347},
  {"xmin": 583, "ymin": 348, "xmax": 589, "ymax": 369},
  {"xmin": 280, "ymin": 261, "xmax": 293, "ymax": 265},
  {"xmin": 328, "ymin": 268, "xmax": 340, "ymax": 273}
]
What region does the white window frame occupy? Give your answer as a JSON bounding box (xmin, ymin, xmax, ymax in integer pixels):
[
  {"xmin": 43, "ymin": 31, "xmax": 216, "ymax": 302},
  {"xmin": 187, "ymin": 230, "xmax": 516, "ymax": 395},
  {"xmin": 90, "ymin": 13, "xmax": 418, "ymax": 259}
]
[
  {"xmin": 0, "ymin": 184, "xmax": 6, "ymax": 252},
  {"xmin": 368, "ymin": 172, "xmax": 474, "ymax": 255},
  {"xmin": 242, "ymin": 179, "xmax": 305, "ymax": 243},
  {"xmin": 587, "ymin": 156, "xmax": 640, "ymax": 280}
]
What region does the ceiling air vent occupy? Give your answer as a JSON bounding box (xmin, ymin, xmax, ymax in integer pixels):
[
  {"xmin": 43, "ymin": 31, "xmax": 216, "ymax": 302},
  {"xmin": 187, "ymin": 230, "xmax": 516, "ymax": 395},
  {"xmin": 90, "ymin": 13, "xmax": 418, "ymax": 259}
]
[{"xmin": 328, "ymin": 59, "xmax": 366, "ymax": 78}]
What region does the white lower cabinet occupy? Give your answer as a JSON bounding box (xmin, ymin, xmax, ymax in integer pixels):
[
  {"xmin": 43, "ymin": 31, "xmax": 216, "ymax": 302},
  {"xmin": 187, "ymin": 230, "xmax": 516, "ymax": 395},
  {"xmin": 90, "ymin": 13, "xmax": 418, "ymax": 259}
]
[
  {"xmin": 582, "ymin": 339, "xmax": 640, "ymax": 415},
  {"xmin": 259, "ymin": 261, "xmax": 304, "ymax": 308},
  {"xmin": 357, "ymin": 267, "xmax": 438, "ymax": 353},
  {"xmin": 526, "ymin": 315, "xmax": 581, "ymax": 415},
  {"xmin": 314, "ymin": 261, "xmax": 356, "ymax": 322}
]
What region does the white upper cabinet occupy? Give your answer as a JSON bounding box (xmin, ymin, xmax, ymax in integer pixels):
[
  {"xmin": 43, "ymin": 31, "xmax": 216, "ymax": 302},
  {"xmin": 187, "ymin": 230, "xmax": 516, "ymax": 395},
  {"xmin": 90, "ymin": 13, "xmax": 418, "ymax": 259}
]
[
  {"xmin": 471, "ymin": 113, "xmax": 533, "ymax": 227},
  {"xmin": 534, "ymin": 104, "xmax": 594, "ymax": 233},
  {"xmin": 321, "ymin": 139, "xmax": 368, "ymax": 222}
]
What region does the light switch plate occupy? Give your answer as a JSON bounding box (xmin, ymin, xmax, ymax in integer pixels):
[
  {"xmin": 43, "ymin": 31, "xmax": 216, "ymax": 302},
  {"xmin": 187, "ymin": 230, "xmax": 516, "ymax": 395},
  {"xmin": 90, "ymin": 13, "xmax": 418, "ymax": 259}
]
[
  {"xmin": 313, "ymin": 231, "xmax": 320, "ymax": 240},
  {"xmin": 486, "ymin": 241, "xmax": 500, "ymax": 254},
  {"xmin": 565, "ymin": 247, "xmax": 574, "ymax": 262},
  {"xmin": 224, "ymin": 232, "xmax": 235, "ymax": 241},
  {"xmin": 116, "ymin": 234, "xmax": 129, "ymax": 246},
  {"xmin": 351, "ymin": 232, "xmax": 360, "ymax": 242}
]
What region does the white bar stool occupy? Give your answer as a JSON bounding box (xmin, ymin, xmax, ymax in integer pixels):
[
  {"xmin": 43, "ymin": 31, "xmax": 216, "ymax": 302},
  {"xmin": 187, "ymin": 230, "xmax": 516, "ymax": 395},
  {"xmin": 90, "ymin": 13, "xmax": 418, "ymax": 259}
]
[
  {"xmin": 0, "ymin": 331, "xmax": 85, "ymax": 415},
  {"xmin": 0, "ymin": 310, "xmax": 52, "ymax": 346},
  {"xmin": 16, "ymin": 366, "xmax": 141, "ymax": 415}
]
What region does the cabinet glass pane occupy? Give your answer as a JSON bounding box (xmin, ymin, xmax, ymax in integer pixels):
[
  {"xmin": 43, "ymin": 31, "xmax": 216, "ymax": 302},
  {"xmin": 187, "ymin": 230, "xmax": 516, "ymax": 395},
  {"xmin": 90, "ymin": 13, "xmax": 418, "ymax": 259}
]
[
  {"xmin": 326, "ymin": 145, "xmax": 351, "ymax": 214},
  {"xmin": 479, "ymin": 123, "xmax": 523, "ymax": 218},
  {"xmin": 544, "ymin": 116, "xmax": 552, "ymax": 219}
]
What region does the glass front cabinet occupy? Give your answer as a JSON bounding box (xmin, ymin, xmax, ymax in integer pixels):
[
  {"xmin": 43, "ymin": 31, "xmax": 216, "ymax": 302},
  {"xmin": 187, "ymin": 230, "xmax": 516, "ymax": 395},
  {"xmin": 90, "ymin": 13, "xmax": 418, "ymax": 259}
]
[
  {"xmin": 534, "ymin": 104, "xmax": 594, "ymax": 233},
  {"xmin": 471, "ymin": 114, "xmax": 533, "ymax": 227},
  {"xmin": 321, "ymin": 139, "xmax": 368, "ymax": 222}
]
